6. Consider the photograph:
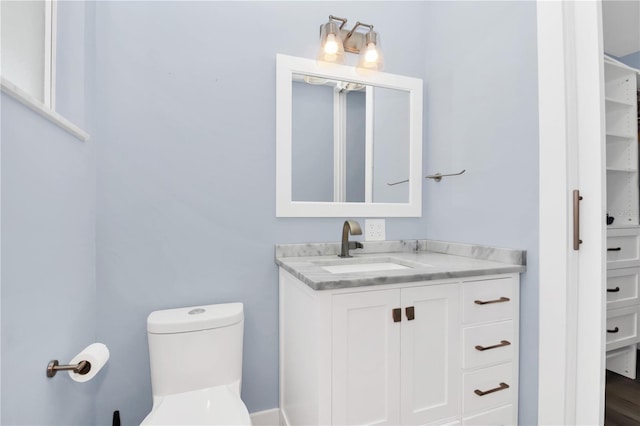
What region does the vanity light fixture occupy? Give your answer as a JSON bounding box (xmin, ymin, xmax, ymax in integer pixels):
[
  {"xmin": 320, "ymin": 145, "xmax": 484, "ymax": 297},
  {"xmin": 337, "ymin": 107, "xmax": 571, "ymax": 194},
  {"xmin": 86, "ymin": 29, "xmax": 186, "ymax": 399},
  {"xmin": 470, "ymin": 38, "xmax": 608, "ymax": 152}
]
[
  {"xmin": 318, "ymin": 17, "xmax": 345, "ymax": 64},
  {"xmin": 317, "ymin": 15, "xmax": 384, "ymax": 71}
]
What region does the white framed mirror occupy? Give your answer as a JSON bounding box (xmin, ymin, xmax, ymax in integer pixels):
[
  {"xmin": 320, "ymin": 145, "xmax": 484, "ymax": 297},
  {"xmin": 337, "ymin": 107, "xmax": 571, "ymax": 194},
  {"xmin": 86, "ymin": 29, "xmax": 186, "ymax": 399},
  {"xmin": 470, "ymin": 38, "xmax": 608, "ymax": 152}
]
[{"xmin": 276, "ymin": 54, "xmax": 423, "ymax": 217}]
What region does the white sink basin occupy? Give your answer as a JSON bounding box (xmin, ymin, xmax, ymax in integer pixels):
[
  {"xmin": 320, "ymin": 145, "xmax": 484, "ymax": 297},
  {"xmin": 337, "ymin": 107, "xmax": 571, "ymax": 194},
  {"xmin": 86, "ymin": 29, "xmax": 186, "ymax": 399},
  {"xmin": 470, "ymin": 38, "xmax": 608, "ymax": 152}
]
[{"xmin": 321, "ymin": 262, "xmax": 412, "ymax": 274}]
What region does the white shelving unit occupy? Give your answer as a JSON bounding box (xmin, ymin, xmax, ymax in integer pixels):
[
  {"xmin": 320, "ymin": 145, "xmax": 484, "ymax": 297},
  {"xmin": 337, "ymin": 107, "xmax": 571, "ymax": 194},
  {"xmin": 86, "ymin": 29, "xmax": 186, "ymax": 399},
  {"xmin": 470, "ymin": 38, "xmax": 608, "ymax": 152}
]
[
  {"xmin": 604, "ymin": 55, "xmax": 640, "ymax": 379},
  {"xmin": 605, "ymin": 57, "xmax": 639, "ymax": 226}
]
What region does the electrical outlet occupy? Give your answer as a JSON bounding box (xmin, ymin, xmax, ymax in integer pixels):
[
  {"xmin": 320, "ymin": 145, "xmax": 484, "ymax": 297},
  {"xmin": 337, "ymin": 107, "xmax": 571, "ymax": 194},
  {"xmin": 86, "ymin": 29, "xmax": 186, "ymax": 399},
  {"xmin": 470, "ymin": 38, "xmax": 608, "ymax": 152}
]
[{"xmin": 365, "ymin": 219, "xmax": 386, "ymax": 241}]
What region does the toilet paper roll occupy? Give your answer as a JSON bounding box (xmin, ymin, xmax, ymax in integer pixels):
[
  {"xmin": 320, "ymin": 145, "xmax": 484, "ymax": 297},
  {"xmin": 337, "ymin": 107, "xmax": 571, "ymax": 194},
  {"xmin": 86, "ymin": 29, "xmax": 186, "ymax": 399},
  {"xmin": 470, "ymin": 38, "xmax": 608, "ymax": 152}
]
[{"xmin": 67, "ymin": 343, "xmax": 110, "ymax": 383}]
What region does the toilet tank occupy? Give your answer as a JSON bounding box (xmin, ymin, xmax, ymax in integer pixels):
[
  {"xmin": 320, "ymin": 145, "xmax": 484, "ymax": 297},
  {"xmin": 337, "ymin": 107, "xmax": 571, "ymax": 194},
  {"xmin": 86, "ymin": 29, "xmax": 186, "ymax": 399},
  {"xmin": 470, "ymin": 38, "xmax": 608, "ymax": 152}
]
[{"xmin": 147, "ymin": 303, "xmax": 244, "ymax": 397}]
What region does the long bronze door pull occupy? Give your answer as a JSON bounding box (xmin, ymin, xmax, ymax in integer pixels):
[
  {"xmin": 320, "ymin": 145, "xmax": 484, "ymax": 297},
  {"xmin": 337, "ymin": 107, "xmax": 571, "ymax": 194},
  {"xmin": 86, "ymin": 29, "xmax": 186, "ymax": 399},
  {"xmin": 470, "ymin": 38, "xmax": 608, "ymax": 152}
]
[{"xmin": 573, "ymin": 190, "xmax": 583, "ymax": 250}]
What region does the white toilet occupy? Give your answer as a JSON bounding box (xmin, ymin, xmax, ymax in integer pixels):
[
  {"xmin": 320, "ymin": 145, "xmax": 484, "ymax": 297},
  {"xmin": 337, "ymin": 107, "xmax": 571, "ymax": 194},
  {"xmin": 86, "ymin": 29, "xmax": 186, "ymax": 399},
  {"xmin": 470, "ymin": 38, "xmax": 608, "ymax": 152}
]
[{"xmin": 141, "ymin": 303, "xmax": 252, "ymax": 425}]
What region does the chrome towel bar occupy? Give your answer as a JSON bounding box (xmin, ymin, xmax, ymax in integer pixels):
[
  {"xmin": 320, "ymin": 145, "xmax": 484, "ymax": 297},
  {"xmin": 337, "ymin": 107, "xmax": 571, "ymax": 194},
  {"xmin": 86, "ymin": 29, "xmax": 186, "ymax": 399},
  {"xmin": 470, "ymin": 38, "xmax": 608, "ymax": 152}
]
[
  {"xmin": 425, "ymin": 169, "xmax": 466, "ymax": 182},
  {"xmin": 387, "ymin": 169, "xmax": 466, "ymax": 186}
]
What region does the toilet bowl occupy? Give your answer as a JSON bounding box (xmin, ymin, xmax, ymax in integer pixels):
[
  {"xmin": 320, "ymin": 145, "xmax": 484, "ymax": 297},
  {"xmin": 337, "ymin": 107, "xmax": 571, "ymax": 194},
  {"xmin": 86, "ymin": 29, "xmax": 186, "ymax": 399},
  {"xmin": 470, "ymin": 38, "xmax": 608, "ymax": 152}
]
[
  {"xmin": 141, "ymin": 385, "xmax": 251, "ymax": 425},
  {"xmin": 141, "ymin": 303, "xmax": 252, "ymax": 425}
]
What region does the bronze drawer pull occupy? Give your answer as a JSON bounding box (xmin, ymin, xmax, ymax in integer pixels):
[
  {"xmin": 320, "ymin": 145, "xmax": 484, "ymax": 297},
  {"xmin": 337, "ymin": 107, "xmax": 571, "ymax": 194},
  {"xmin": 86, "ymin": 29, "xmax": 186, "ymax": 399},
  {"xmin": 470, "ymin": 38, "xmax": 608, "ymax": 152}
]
[
  {"xmin": 475, "ymin": 340, "xmax": 511, "ymax": 352},
  {"xmin": 607, "ymin": 247, "xmax": 622, "ymax": 251},
  {"xmin": 392, "ymin": 308, "xmax": 401, "ymax": 323},
  {"xmin": 607, "ymin": 287, "xmax": 621, "ymax": 293},
  {"xmin": 474, "ymin": 297, "xmax": 510, "ymax": 305},
  {"xmin": 406, "ymin": 306, "xmax": 415, "ymax": 321},
  {"xmin": 474, "ymin": 382, "xmax": 510, "ymax": 396},
  {"xmin": 607, "ymin": 327, "xmax": 619, "ymax": 333}
]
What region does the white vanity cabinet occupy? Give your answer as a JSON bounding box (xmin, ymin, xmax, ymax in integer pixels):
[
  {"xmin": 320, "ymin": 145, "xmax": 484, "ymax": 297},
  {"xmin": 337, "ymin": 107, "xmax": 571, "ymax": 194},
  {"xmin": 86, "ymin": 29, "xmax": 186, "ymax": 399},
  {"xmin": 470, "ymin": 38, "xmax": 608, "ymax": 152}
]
[
  {"xmin": 332, "ymin": 284, "xmax": 460, "ymax": 425},
  {"xmin": 279, "ymin": 270, "xmax": 520, "ymax": 426}
]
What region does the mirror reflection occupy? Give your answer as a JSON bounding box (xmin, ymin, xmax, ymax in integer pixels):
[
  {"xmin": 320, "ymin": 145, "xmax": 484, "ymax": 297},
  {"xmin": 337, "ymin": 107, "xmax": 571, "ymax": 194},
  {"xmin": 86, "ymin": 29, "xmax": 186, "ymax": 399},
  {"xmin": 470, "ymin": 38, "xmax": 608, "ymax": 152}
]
[{"xmin": 291, "ymin": 73, "xmax": 410, "ymax": 204}]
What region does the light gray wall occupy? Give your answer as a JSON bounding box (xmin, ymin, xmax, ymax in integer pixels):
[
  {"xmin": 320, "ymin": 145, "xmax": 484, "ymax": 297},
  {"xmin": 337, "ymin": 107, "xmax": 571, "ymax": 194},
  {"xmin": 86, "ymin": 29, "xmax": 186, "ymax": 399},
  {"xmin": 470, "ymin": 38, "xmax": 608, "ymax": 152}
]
[
  {"xmin": 291, "ymin": 81, "xmax": 334, "ymax": 202},
  {"xmin": 291, "ymin": 84, "xmax": 368, "ymax": 203},
  {"xmin": 0, "ymin": 1, "xmax": 540, "ymax": 424},
  {"xmin": 0, "ymin": 3, "xmax": 96, "ymax": 425},
  {"xmin": 619, "ymin": 50, "xmax": 640, "ymax": 69},
  {"xmin": 373, "ymin": 87, "xmax": 410, "ymax": 203},
  {"xmin": 346, "ymin": 90, "xmax": 366, "ymax": 202},
  {"xmin": 93, "ymin": 2, "xmax": 431, "ymax": 424},
  {"xmin": 421, "ymin": 2, "xmax": 539, "ymax": 424}
]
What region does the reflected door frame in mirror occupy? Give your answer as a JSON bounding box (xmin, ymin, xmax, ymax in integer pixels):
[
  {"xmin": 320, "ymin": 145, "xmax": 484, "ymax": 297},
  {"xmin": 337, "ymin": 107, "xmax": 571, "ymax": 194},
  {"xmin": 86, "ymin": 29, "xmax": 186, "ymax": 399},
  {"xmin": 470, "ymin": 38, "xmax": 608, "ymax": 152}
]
[{"xmin": 276, "ymin": 54, "xmax": 423, "ymax": 217}]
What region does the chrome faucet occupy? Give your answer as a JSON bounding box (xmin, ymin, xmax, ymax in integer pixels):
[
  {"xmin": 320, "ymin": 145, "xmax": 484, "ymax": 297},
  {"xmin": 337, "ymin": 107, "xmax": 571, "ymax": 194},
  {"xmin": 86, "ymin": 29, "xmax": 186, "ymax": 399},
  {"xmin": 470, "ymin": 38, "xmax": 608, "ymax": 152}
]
[{"xmin": 339, "ymin": 220, "xmax": 364, "ymax": 258}]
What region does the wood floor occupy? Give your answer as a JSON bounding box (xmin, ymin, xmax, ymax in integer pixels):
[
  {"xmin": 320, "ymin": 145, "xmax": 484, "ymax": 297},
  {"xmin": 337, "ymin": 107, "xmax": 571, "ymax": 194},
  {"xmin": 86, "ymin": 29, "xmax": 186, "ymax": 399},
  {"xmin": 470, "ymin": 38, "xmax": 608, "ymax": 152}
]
[{"xmin": 605, "ymin": 351, "xmax": 640, "ymax": 426}]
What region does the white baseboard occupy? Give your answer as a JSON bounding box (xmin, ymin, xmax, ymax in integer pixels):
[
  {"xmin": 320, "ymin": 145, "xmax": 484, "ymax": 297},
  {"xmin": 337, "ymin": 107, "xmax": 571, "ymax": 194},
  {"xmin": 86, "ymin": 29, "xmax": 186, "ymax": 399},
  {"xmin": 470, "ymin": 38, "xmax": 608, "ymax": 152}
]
[{"xmin": 250, "ymin": 408, "xmax": 281, "ymax": 426}]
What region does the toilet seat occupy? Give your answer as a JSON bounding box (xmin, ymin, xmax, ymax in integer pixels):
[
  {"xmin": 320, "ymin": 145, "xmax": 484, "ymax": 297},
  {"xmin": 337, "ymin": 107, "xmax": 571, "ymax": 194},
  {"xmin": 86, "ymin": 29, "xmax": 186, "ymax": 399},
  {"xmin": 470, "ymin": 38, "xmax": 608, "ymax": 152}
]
[{"xmin": 141, "ymin": 385, "xmax": 252, "ymax": 425}]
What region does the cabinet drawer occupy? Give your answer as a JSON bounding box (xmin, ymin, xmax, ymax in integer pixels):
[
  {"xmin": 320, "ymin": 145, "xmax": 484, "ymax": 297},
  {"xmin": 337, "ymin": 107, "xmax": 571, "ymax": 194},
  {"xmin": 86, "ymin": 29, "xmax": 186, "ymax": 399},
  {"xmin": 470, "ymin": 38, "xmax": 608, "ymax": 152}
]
[
  {"xmin": 606, "ymin": 306, "xmax": 639, "ymax": 351},
  {"xmin": 462, "ymin": 279, "xmax": 514, "ymax": 324},
  {"xmin": 462, "ymin": 404, "xmax": 514, "ymax": 426},
  {"xmin": 607, "ymin": 268, "xmax": 640, "ymax": 310},
  {"xmin": 463, "ymin": 321, "xmax": 514, "ymax": 369},
  {"xmin": 606, "ymin": 344, "xmax": 637, "ymax": 379},
  {"xmin": 607, "ymin": 229, "xmax": 640, "ymax": 269},
  {"xmin": 463, "ymin": 363, "xmax": 513, "ymax": 415}
]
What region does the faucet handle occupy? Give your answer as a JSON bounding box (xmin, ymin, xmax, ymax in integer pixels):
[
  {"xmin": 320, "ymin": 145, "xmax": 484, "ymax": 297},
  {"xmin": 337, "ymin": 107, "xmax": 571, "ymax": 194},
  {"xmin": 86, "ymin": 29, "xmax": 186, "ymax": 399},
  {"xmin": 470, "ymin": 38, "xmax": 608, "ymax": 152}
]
[{"xmin": 348, "ymin": 241, "xmax": 364, "ymax": 250}]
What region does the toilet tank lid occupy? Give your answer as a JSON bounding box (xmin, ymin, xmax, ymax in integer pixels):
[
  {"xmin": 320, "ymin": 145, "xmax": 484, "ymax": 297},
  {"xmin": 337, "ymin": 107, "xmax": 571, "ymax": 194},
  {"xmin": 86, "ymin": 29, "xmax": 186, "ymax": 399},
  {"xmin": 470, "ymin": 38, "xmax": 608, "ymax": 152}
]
[{"xmin": 147, "ymin": 303, "xmax": 243, "ymax": 334}]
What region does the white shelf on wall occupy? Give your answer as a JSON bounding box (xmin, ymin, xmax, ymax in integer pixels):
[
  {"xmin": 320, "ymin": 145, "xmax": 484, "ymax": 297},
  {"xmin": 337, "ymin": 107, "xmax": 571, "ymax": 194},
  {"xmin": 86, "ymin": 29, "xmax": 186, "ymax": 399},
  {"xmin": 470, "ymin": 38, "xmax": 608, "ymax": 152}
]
[
  {"xmin": 606, "ymin": 167, "xmax": 638, "ymax": 172},
  {"xmin": 606, "ymin": 132, "xmax": 636, "ymax": 142},
  {"xmin": 604, "ymin": 60, "xmax": 639, "ymax": 104},
  {"xmin": 606, "ymin": 97, "xmax": 636, "ymax": 107}
]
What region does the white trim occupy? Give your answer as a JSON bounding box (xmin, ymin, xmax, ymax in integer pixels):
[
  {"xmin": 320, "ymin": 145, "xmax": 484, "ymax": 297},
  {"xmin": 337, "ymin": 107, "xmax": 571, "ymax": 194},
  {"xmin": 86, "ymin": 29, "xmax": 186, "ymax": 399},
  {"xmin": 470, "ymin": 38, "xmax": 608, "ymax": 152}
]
[
  {"xmin": 43, "ymin": 0, "xmax": 52, "ymax": 108},
  {"xmin": 249, "ymin": 408, "xmax": 280, "ymax": 426},
  {"xmin": 537, "ymin": 1, "xmax": 605, "ymax": 424},
  {"xmin": 0, "ymin": 5, "xmax": 3, "ymax": 418},
  {"xmin": 49, "ymin": 0, "xmax": 57, "ymax": 110},
  {"xmin": 604, "ymin": 54, "xmax": 640, "ymax": 73},
  {"xmin": 572, "ymin": 3, "xmax": 606, "ymax": 424},
  {"xmin": 536, "ymin": 4, "xmax": 573, "ymax": 422},
  {"xmin": 278, "ymin": 200, "xmax": 420, "ymax": 218},
  {"xmin": 42, "ymin": 0, "xmax": 57, "ymax": 109},
  {"xmin": 275, "ymin": 54, "xmax": 422, "ymax": 217},
  {"xmin": 333, "ymin": 89, "xmax": 346, "ymax": 202},
  {"xmin": 365, "ymin": 85, "xmax": 374, "ymax": 203},
  {"xmin": 1, "ymin": 77, "xmax": 89, "ymax": 142}
]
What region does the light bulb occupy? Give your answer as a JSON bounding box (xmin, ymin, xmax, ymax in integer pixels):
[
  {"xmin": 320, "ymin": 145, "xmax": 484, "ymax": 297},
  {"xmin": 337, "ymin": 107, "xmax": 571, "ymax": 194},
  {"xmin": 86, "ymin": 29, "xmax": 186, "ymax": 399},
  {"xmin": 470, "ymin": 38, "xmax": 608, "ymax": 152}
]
[
  {"xmin": 324, "ymin": 33, "xmax": 339, "ymax": 54},
  {"xmin": 364, "ymin": 42, "xmax": 379, "ymax": 63},
  {"xmin": 318, "ymin": 21, "xmax": 344, "ymax": 64},
  {"xmin": 357, "ymin": 30, "xmax": 383, "ymax": 72}
]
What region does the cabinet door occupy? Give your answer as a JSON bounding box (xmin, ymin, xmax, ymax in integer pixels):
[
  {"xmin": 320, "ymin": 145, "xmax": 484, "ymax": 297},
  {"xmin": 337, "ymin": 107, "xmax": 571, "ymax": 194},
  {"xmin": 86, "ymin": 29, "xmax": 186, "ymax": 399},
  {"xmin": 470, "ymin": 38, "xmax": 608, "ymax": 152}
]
[
  {"xmin": 332, "ymin": 289, "xmax": 401, "ymax": 425},
  {"xmin": 401, "ymin": 284, "xmax": 461, "ymax": 425}
]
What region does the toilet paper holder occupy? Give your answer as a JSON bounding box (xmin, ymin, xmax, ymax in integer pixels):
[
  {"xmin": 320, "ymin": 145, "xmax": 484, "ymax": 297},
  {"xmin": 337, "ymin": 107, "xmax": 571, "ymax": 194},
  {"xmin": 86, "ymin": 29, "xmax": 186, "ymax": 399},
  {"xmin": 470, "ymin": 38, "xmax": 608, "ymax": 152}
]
[{"xmin": 46, "ymin": 359, "xmax": 91, "ymax": 378}]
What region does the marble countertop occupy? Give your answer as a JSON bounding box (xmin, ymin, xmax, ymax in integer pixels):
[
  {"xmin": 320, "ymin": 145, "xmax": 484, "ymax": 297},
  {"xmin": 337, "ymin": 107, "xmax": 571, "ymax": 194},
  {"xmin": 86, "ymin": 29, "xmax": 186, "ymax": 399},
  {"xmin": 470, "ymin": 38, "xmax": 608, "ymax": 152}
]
[{"xmin": 275, "ymin": 240, "xmax": 526, "ymax": 291}]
